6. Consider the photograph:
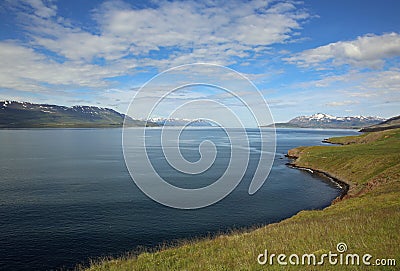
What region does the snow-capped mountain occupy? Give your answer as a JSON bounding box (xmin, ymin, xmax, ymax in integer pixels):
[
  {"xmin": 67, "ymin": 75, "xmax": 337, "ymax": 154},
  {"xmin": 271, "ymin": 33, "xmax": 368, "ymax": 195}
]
[
  {"xmin": 148, "ymin": 117, "xmax": 215, "ymax": 127},
  {"xmin": 0, "ymin": 100, "xmax": 150, "ymax": 128},
  {"xmin": 290, "ymin": 113, "xmax": 384, "ymax": 123},
  {"xmin": 360, "ymin": 115, "xmax": 400, "ymax": 132},
  {"xmin": 273, "ymin": 113, "xmax": 385, "ymax": 129}
]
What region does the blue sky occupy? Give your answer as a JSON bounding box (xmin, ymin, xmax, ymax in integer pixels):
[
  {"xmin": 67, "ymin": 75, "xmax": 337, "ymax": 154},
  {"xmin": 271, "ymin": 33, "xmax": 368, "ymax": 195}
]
[{"xmin": 0, "ymin": 0, "xmax": 399, "ymax": 122}]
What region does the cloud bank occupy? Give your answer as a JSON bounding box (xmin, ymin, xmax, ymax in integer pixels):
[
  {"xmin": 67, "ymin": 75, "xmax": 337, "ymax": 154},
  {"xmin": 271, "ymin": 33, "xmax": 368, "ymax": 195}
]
[
  {"xmin": 0, "ymin": 0, "xmax": 309, "ymax": 91},
  {"xmin": 285, "ymin": 32, "xmax": 400, "ymax": 69}
]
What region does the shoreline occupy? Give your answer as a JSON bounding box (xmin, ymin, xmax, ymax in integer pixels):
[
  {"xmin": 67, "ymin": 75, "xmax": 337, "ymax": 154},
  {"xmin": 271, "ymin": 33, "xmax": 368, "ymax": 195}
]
[
  {"xmin": 285, "ymin": 160, "xmax": 350, "ymax": 200},
  {"xmin": 78, "ymin": 153, "xmax": 350, "ymax": 270},
  {"xmin": 84, "ymin": 128, "xmax": 400, "ymax": 270},
  {"xmin": 285, "ymin": 139, "xmax": 352, "ymax": 202}
]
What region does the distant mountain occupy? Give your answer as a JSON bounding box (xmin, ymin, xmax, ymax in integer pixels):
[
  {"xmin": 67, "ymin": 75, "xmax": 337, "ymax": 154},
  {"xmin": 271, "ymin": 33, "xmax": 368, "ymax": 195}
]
[
  {"xmin": 0, "ymin": 101, "xmax": 153, "ymax": 128},
  {"xmin": 267, "ymin": 113, "xmax": 385, "ymax": 129},
  {"xmin": 149, "ymin": 117, "xmax": 215, "ymax": 127},
  {"xmin": 360, "ymin": 115, "xmax": 400, "ymax": 132}
]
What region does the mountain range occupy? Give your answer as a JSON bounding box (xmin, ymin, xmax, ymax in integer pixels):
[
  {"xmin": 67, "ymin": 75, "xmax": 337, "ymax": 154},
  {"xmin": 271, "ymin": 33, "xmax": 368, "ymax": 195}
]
[
  {"xmin": 268, "ymin": 113, "xmax": 385, "ymax": 129},
  {"xmin": 0, "ymin": 101, "xmax": 152, "ymax": 128},
  {"xmin": 148, "ymin": 117, "xmax": 215, "ymax": 127},
  {"xmin": 1, "ymin": 101, "xmax": 393, "ymax": 130},
  {"xmin": 360, "ymin": 115, "xmax": 400, "ymax": 132}
]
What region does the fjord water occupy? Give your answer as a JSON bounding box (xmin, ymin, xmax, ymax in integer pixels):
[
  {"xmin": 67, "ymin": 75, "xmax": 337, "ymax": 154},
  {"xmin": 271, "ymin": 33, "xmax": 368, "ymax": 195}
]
[{"xmin": 0, "ymin": 128, "xmax": 358, "ymax": 270}]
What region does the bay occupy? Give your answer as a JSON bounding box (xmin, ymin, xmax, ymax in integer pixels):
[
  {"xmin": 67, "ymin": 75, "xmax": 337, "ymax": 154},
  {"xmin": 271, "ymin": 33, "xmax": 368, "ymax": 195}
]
[{"xmin": 0, "ymin": 128, "xmax": 358, "ymax": 270}]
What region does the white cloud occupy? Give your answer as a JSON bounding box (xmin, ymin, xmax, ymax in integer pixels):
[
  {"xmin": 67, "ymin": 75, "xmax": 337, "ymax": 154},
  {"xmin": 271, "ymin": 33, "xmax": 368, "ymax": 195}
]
[
  {"xmin": 325, "ymin": 100, "xmax": 359, "ymax": 107},
  {"xmin": 280, "ymin": 68, "xmax": 400, "ymax": 118},
  {"xmin": 285, "ymin": 32, "xmax": 400, "ymax": 69},
  {"xmin": 297, "ymin": 67, "xmax": 400, "ymax": 95},
  {"xmin": 360, "ymin": 69, "xmax": 400, "ymax": 92},
  {"xmin": 0, "ymin": 0, "xmax": 311, "ymax": 92},
  {"xmin": 0, "ymin": 41, "xmax": 138, "ymax": 90},
  {"xmin": 7, "ymin": 0, "xmax": 57, "ymax": 18},
  {"xmin": 28, "ymin": 0, "xmax": 308, "ymax": 63}
]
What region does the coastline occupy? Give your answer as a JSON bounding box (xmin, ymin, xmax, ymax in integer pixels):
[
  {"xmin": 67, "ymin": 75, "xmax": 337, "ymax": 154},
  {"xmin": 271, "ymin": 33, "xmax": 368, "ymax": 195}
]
[
  {"xmin": 285, "ymin": 161, "xmax": 350, "ymax": 200},
  {"xmin": 82, "ymin": 158, "xmax": 352, "ymax": 268},
  {"xmin": 285, "ymin": 137, "xmax": 353, "ymax": 201},
  {"xmin": 84, "ymin": 128, "xmax": 400, "ymax": 270}
]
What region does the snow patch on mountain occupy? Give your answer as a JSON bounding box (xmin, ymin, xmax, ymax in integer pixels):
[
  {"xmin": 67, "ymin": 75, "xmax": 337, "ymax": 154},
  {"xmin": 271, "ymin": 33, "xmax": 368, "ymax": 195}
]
[
  {"xmin": 285, "ymin": 113, "xmax": 385, "ymax": 128},
  {"xmin": 148, "ymin": 117, "xmax": 215, "ymax": 127},
  {"xmin": 290, "ymin": 113, "xmax": 384, "ymax": 123}
]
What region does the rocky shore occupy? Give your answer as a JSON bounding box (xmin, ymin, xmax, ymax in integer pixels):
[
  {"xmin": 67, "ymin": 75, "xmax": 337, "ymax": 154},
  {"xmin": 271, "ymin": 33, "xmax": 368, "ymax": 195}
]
[{"xmin": 285, "ymin": 159, "xmax": 350, "ymax": 201}]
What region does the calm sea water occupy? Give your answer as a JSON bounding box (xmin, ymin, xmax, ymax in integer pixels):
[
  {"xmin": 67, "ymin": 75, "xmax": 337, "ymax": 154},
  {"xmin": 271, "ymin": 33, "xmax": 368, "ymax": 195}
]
[{"xmin": 0, "ymin": 128, "xmax": 358, "ymax": 270}]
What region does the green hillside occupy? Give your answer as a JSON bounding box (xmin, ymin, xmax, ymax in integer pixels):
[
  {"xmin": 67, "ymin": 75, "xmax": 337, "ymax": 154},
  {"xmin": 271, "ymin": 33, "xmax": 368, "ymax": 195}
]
[{"xmin": 360, "ymin": 115, "xmax": 400, "ymax": 132}]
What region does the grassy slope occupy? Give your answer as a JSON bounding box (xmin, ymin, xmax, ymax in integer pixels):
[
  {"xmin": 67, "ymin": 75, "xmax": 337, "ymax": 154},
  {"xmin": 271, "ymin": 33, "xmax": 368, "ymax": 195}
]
[
  {"xmin": 84, "ymin": 129, "xmax": 400, "ymax": 271},
  {"xmin": 360, "ymin": 115, "xmax": 400, "ymax": 132}
]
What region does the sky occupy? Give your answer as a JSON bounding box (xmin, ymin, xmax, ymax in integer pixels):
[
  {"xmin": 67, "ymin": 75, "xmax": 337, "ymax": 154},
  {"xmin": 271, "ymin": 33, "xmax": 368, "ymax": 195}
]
[{"xmin": 0, "ymin": 0, "xmax": 399, "ymax": 123}]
